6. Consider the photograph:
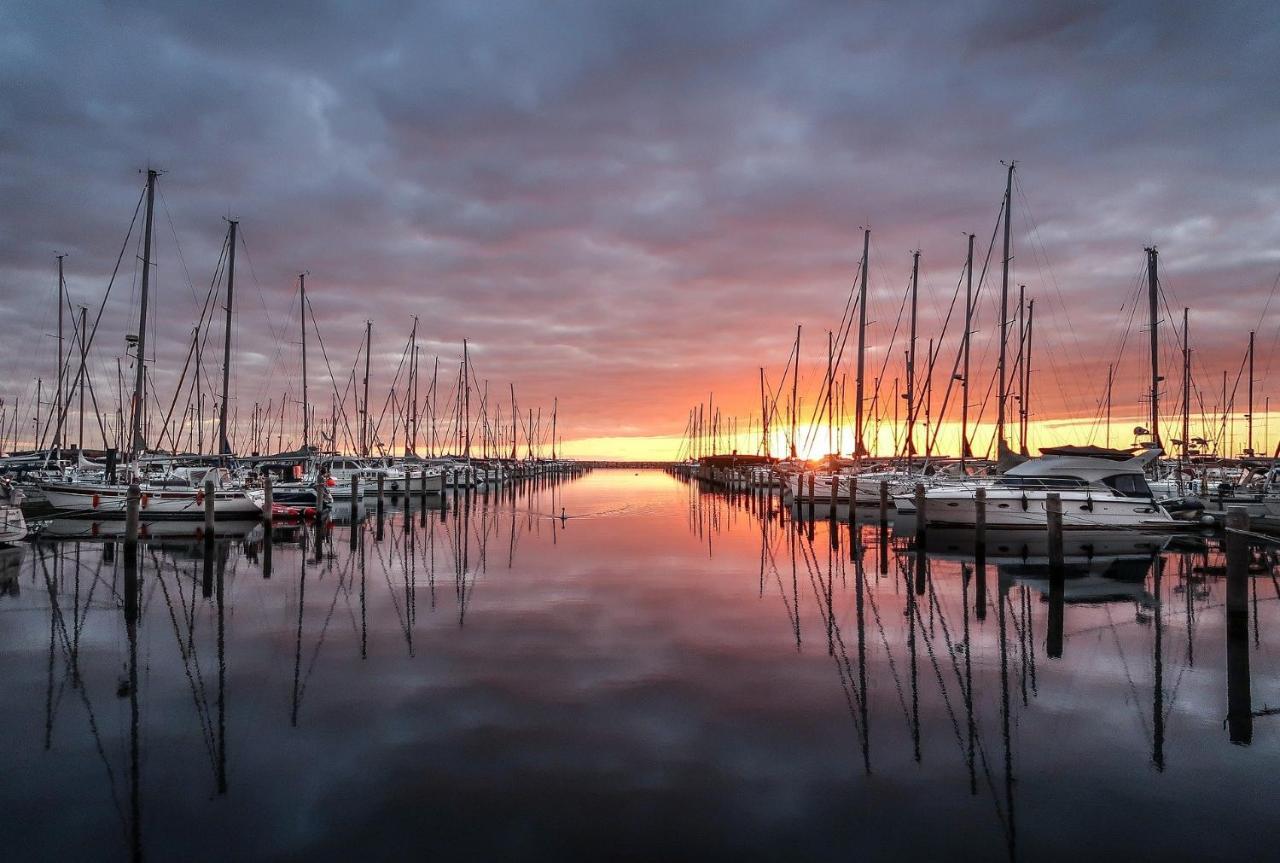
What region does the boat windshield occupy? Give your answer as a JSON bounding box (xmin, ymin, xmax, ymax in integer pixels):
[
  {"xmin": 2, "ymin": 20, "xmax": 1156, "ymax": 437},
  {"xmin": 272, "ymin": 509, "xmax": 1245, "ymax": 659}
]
[
  {"xmin": 1101, "ymin": 473, "xmax": 1154, "ymax": 498},
  {"xmin": 994, "ymin": 476, "xmax": 1089, "ymax": 490}
]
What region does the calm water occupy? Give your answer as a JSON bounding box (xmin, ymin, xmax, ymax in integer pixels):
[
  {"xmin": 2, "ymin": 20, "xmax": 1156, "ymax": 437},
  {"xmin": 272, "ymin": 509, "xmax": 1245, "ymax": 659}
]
[{"xmin": 2, "ymin": 469, "xmax": 1277, "ymax": 861}]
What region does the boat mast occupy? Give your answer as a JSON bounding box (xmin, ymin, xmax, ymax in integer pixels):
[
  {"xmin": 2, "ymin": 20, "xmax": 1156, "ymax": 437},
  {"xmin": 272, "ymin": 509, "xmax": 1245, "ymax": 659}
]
[
  {"xmin": 759, "ymin": 367, "xmax": 769, "ymax": 457},
  {"xmin": 551, "ymin": 397, "xmax": 557, "ymax": 460},
  {"xmin": 826, "ymin": 330, "xmax": 834, "ymax": 458},
  {"xmin": 1104, "ymin": 363, "xmax": 1113, "ymax": 449},
  {"xmin": 905, "ymin": 250, "xmax": 920, "ymax": 467},
  {"xmin": 790, "ymin": 326, "xmax": 800, "ymax": 459},
  {"xmin": 855, "ymin": 228, "xmax": 870, "ymax": 461},
  {"xmin": 77, "ymin": 305, "xmax": 87, "ymax": 450},
  {"xmin": 300, "ymin": 272, "xmax": 309, "ymax": 449},
  {"xmin": 1247, "ymin": 330, "xmax": 1255, "ymax": 457},
  {"xmin": 465, "ymin": 335, "xmax": 476, "ymax": 460},
  {"xmin": 362, "ymin": 320, "xmax": 372, "ymax": 456},
  {"xmin": 1145, "ymin": 246, "xmax": 1162, "ymax": 449},
  {"xmin": 218, "ymin": 220, "xmax": 237, "ymax": 456},
  {"xmin": 961, "ymin": 233, "xmax": 974, "ymax": 470},
  {"xmin": 130, "ymin": 170, "xmax": 157, "ymax": 463},
  {"xmin": 1015, "ymin": 286, "xmax": 1025, "ymax": 452},
  {"xmin": 1023, "ymin": 298, "xmax": 1034, "ymax": 455},
  {"xmin": 997, "ymin": 161, "xmax": 1015, "ymax": 458},
  {"xmin": 1181, "ymin": 308, "xmax": 1190, "ymax": 476},
  {"xmin": 54, "ymin": 254, "xmax": 66, "ymax": 451},
  {"xmin": 509, "ymin": 383, "xmax": 517, "ymax": 460}
]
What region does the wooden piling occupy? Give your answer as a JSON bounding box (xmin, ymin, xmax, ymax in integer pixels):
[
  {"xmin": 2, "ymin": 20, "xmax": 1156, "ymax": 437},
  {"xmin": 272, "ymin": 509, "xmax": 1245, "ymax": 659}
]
[
  {"xmin": 1046, "ymin": 492, "xmax": 1064, "ymax": 572},
  {"xmin": 351, "ymin": 473, "xmax": 360, "ymax": 517},
  {"xmin": 1224, "ymin": 505, "xmax": 1252, "ymax": 743},
  {"xmin": 314, "ymin": 473, "xmax": 326, "ymax": 516},
  {"xmin": 263, "ymin": 474, "xmax": 274, "ymax": 524},
  {"xmin": 377, "ymin": 471, "xmax": 386, "ymax": 513},
  {"xmin": 914, "ymin": 482, "xmax": 927, "ymax": 542},
  {"xmin": 829, "ymin": 472, "xmax": 839, "ymax": 521},
  {"xmin": 124, "ymin": 483, "xmax": 141, "ymax": 564},
  {"xmin": 1045, "ymin": 493, "xmax": 1065, "ymax": 658},
  {"xmin": 974, "ymin": 487, "xmax": 987, "ymax": 558},
  {"xmin": 878, "ymin": 480, "xmax": 889, "ymax": 527},
  {"xmin": 204, "ymin": 478, "xmax": 216, "ymax": 540}
]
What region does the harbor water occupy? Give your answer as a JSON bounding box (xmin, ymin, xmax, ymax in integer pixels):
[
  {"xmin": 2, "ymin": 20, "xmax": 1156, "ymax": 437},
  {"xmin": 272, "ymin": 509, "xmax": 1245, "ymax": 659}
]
[{"xmin": 2, "ymin": 469, "xmax": 1277, "ymax": 861}]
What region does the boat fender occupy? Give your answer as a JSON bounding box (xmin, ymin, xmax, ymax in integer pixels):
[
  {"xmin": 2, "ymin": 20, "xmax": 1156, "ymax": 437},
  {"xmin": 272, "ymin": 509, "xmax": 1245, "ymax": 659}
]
[
  {"xmin": 1083, "ymin": 494, "xmax": 1093, "ymax": 512},
  {"xmin": 92, "ymin": 493, "xmax": 100, "ymax": 509},
  {"xmin": 141, "ymin": 493, "xmax": 149, "ymax": 510},
  {"xmin": 1020, "ymin": 493, "xmax": 1028, "ymax": 511},
  {"xmin": 196, "ymin": 490, "xmax": 205, "ymax": 505}
]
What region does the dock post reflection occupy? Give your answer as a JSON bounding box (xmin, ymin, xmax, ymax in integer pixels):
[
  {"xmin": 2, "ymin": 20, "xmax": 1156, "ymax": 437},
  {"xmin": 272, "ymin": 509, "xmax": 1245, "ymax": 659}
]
[
  {"xmin": 1225, "ymin": 506, "xmax": 1252, "ymax": 744},
  {"xmin": 123, "ymin": 535, "xmax": 142, "ymax": 863},
  {"xmin": 1045, "ymin": 493, "xmax": 1065, "ymax": 659}
]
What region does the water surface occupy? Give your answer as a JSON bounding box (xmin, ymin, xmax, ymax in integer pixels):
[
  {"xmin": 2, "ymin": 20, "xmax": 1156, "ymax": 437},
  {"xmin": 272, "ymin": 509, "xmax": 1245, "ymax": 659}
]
[{"xmin": 2, "ymin": 469, "xmax": 1277, "ymax": 861}]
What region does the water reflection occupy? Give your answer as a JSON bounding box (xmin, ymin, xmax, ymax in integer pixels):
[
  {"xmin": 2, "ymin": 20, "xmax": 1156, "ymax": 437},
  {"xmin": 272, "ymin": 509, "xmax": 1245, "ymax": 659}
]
[
  {"xmin": 3, "ymin": 470, "xmax": 1279, "ymax": 861},
  {"xmin": 680, "ymin": 474, "xmax": 1280, "ymax": 860}
]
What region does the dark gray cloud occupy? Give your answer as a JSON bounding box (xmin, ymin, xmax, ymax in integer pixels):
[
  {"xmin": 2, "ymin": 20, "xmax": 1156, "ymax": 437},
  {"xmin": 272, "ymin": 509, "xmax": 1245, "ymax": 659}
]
[{"xmin": 2, "ymin": 0, "xmax": 1278, "ymax": 454}]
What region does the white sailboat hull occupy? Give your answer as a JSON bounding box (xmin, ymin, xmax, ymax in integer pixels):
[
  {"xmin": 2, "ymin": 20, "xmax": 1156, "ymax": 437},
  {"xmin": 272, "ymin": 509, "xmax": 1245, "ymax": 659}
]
[
  {"xmin": 903, "ymin": 487, "xmax": 1177, "ymax": 531},
  {"xmin": 0, "ymin": 506, "xmax": 26, "ymax": 543},
  {"xmin": 39, "ymin": 482, "xmax": 262, "ymax": 520}
]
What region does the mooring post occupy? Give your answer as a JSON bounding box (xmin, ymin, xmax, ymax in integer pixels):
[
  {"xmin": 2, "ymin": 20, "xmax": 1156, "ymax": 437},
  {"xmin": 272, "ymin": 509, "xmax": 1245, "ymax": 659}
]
[
  {"xmin": 914, "ymin": 483, "xmax": 927, "ymax": 544},
  {"xmin": 350, "ymin": 473, "xmax": 360, "ymax": 520},
  {"xmin": 807, "ymin": 473, "xmax": 816, "ymax": 521},
  {"xmin": 377, "ymin": 471, "xmax": 386, "ymax": 514},
  {"xmin": 263, "ymin": 474, "xmax": 274, "ymax": 525},
  {"xmin": 1045, "ymin": 491, "xmax": 1065, "ymax": 659},
  {"xmin": 124, "ymin": 483, "xmax": 141, "ymax": 564},
  {"xmin": 878, "ymin": 480, "xmax": 889, "ymax": 528},
  {"xmin": 317, "ymin": 469, "xmax": 329, "ymax": 515},
  {"xmin": 974, "ymin": 486, "xmax": 987, "ymax": 558},
  {"xmin": 204, "ymin": 478, "xmax": 216, "ymax": 541},
  {"xmin": 1224, "ymin": 505, "xmax": 1252, "ymax": 743},
  {"xmin": 829, "ymin": 472, "xmax": 839, "ymax": 522},
  {"xmin": 1046, "ymin": 492, "xmax": 1064, "ymax": 571}
]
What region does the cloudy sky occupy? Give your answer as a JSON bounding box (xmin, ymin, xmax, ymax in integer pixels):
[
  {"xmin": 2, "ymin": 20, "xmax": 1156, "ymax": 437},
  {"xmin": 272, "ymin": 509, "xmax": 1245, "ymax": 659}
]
[{"xmin": 2, "ymin": 0, "xmax": 1278, "ymax": 458}]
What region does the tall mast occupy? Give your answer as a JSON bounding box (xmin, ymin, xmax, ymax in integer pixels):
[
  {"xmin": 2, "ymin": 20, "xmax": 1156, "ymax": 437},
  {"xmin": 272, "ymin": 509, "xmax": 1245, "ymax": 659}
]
[
  {"xmin": 130, "ymin": 170, "xmax": 157, "ymax": 462},
  {"xmin": 997, "ymin": 161, "xmax": 1015, "ymax": 458},
  {"xmin": 960, "ymin": 233, "xmax": 974, "ymax": 470},
  {"xmin": 826, "ymin": 330, "xmax": 834, "ymax": 458},
  {"xmin": 54, "ymin": 254, "xmax": 66, "ymax": 451},
  {"xmin": 1247, "ymin": 330, "xmax": 1255, "ymax": 456},
  {"xmin": 1015, "ymin": 285, "xmax": 1025, "ymax": 454},
  {"xmin": 1022, "ymin": 298, "xmax": 1034, "ymax": 455},
  {"xmin": 362, "ymin": 320, "xmax": 372, "ymax": 456},
  {"xmin": 905, "ymin": 249, "xmax": 920, "ymax": 465},
  {"xmin": 1181, "ymin": 308, "xmax": 1190, "ymax": 473},
  {"xmin": 855, "ymin": 229, "xmax": 869, "ymax": 459},
  {"xmin": 218, "ymin": 220, "xmax": 237, "ymax": 456},
  {"xmin": 790, "ymin": 325, "xmax": 800, "ymax": 459},
  {"xmin": 1145, "ymin": 247, "xmax": 1161, "ymax": 449},
  {"xmin": 924, "ymin": 337, "xmax": 933, "ymax": 459},
  {"xmin": 77, "ymin": 305, "xmax": 87, "ymax": 450},
  {"xmin": 300, "ymin": 272, "xmax": 309, "ymax": 449},
  {"xmin": 1105, "ymin": 363, "xmax": 1113, "ymax": 449},
  {"xmin": 463, "ymin": 339, "xmax": 471, "ymax": 460},
  {"xmin": 759, "ymin": 367, "xmax": 769, "ymax": 457},
  {"xmin": 551, "ymin": 397, "xmax": 558, "ymax": 460},
  {"xmin": 509, "ymin": 383, "xmax": 517, "ymax": 460}
]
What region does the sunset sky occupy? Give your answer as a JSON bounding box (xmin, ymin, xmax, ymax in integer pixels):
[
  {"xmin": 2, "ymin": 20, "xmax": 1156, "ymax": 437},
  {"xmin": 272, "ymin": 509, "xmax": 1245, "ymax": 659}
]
[{"xmin": 2, "ymin": 1, "xmax": 1279, "ymax": 459}]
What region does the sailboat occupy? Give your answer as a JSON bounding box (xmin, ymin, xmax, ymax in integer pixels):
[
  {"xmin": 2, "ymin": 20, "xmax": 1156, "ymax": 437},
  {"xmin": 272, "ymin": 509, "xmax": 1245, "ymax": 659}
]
[
  {"xmin": 40, "ymin": 172, "xmax": 261, "ymax": 521},
  {"xmin": 0, "ymin": 477, "xmax": 26, "ymax": 543},
  {"xmin": 907, "ymin": 446, "xmax": 1179, "ymax": 531}
]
